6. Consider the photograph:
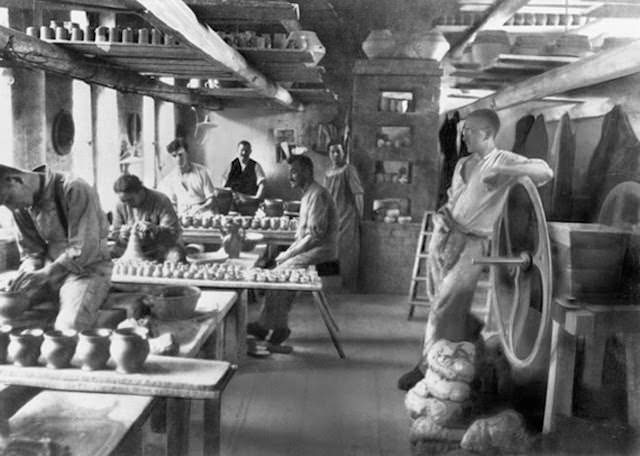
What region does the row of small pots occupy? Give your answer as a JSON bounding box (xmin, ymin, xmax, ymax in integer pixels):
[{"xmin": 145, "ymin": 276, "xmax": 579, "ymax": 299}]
[{"xmin": 0, "ymin": 326, "xmax": 149, "ymax": 374}]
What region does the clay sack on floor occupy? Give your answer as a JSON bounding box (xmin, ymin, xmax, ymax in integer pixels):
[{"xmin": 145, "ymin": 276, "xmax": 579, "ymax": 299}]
[
  {"xmin": 427, "ymin": 339, "xmax": 476, "ymax": 383},
  {"xmin": 460, "ymin": 409, "xmax": 532, "ymax": 454},
  {"xmin": 405, "ymin": 389, "xmax": 466, "ymax": 426},
  {"xmin": 410, "ymin": 416, "xmax": 466, "ymax": 444},
  {"xmin": 425, "ymin": 369, "xmax": 471, "ymax": 402}
]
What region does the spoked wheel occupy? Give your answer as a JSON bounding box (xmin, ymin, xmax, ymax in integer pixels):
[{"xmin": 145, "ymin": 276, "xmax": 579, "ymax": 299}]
[{"xmin": 474, "ymin": 177, "xmax": 553, "ymax": 373}]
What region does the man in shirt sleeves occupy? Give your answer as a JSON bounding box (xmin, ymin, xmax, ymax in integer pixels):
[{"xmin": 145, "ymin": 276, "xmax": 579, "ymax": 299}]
[
  {"xmin": 159, "ymin": 138, "xmax": 216, "ymax": 215},
  {"xmin": 398, "ymin": 109, "xmax": 553, "ymax": 390},
  {"xmin": 223, "ymin": 140, "xmax": 266, "ymax": 207},
  {"xmin": 246, "ymin": 155, "xmax": 338, "ymax": 349},
  {"xmin": 0, "ymin": 164, "xmax": 112, "ymax": 330}
]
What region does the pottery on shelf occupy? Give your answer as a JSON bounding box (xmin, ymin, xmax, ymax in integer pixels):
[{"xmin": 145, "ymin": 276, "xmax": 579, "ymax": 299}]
[
  {"xmin": 394, "ymin": 30, "xmax": 450, "ymax": 61},
  {"xmin": 110, "ymin": 328, "xmax": 150, "ymax": 374},
  {"xmin": 77, "ymin": 328, "xmax": 112, "ymax": 371},
  {"xmin": 362, "ymin": 29, "xmax": 396, "ymax": 59},
  {"xmin": 8, "ymin": 328, "xmax": 43, "ymax": 367},
  {"xmin": 41, "ymin": 329, "xmax": 77, "ymax": 369}
]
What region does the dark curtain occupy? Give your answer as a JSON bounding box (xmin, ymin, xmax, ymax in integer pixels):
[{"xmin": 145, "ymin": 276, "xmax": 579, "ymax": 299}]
[
  {"xmin": 581, "ymin": 105, "xmax": 640, "ymax": 221},
  {"xmin": 437, "ymin": 111, "xmax": 468, "ymax": 208},
  {"xmin": 513, "ymin": 114, "xmax": 535, "ymax": 156},
  {"xmin": 549, "ymin": 113, "xmax": 576, "ymax": 221}
]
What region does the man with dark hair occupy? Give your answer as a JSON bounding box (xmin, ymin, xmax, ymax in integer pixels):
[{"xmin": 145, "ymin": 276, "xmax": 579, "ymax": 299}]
[
  {"xmin": 111, "ymin": 174, "xmax": 183, "ymax": 262},
  {"xmin": 398, "ymin": 108, "xmax": 554, "ymax": 391},
  {"xmin": 0, "ymin": 163, "xmax": 112, "ymax": 330},
  {"xmin": 223, "ymin": 140, "xmax": 266, "ymax": 206},
  {"xmin": 159, "ymin": 138, "xmax": 216, "ymax": 215},
  {"xmin": 247, "ymin": 154, "xmax": 338, "ymax": 350}
]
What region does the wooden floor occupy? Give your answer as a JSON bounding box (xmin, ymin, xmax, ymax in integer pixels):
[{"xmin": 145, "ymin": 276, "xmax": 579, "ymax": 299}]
[
  {"xmin": 144, "ymin": 293, "xmax": 425, "ymax": 456},
  {"xmin": 140, "ymin": 292, "xmax": 640, "ymax": 456}
]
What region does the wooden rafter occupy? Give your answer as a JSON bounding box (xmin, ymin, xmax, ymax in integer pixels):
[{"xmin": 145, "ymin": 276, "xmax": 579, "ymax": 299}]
[
  {"xmin": 131, "ymin": 0, "xmax": 301, "ymax": 110},
  {"xmin": 456, "ymin": 40, "xmax": 640, "ymax": 116},
  {"xmin": 0, "ymin": 25, "xmax": 222, "ymax": 110},
  {"xmin": 447, "ymin": 0, "xmax": 531, "ymax": 58}
]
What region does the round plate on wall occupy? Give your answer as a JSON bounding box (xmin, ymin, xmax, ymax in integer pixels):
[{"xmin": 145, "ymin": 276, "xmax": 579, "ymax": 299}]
[{"xmin": 52, "ymin": 109, "xmax": 75, "ymax": 156}]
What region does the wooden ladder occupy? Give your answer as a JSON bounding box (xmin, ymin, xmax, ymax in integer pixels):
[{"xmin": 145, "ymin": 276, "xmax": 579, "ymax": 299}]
[{"xmin": 407, "ymin": 211, "xmax": 434, "ymax": 320}]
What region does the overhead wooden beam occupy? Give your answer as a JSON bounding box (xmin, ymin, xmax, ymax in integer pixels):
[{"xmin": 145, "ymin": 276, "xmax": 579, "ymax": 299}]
[
  {"xmin": 447, "ymin": 0, "xmax": 531, "ymax": 58},
  {"xmin": 132, "ymin": 0, "xmax": 301, "ymax": 110},
  {"xmin": 0, "ymin": 25, "xmax": 222, "ymax": 110},
  {"xmin": 456, "ymin": 40, "xmax": 640, "ymax": 116}
]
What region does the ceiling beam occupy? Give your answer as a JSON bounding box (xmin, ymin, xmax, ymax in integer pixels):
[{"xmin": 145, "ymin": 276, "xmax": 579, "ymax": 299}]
[
  {"xmin": 456, "ymin": 39, "xmax": 640, "ymax": 116},
  {"xmin": 0, "ymin": 25, "xmax": 222, "ymax": 110},
  {"xmin": 131, "ymin": 0, "xmax": 301, "ymax": 110},
  {"xmin": 447, "ymin": 0, "xmax": 531, "ymax": 58}
]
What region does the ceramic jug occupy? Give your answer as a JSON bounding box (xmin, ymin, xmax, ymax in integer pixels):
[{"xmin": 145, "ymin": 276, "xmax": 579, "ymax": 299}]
[
  {"xmin": 110, "ymin": 328, "xmax": 149, "ymax": 374},
  {"xmin": 220, "ymin": 221, "xmax": 244, "ymax": 258}
]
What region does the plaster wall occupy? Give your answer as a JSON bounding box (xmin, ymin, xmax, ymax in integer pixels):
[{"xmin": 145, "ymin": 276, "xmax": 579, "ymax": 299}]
[{"xmin": 175, "ymin": 104, "xmax": 337, "ymax": 200}]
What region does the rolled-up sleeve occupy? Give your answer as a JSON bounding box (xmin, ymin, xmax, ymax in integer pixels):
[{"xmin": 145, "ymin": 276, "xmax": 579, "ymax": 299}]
[
  {"xmin": 52, "ymin": 182, "xmax": 104, "ymax": 273},
  {"xmin": 305, "ymin": 191, "xmax": 331, "ymax": 245}
]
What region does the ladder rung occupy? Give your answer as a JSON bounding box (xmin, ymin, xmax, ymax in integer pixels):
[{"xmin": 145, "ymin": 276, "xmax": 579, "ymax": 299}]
[
  {"xmin": 477, "ymin": 280, "xmax": 491, "ymax": 288},
  {"xmin": 418, "ymin": 253, "xmax": 429, "ymax": 258},
  {"xmin": 408, "ymin": 301, "xmax": 430, "ymax": 307},
  {"xmin": 413, "ymin": 276, "xmax": 427, "ymax": 281}
]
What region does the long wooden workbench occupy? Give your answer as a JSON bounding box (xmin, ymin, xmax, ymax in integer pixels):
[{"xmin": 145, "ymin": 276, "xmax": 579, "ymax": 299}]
[{"xmin": 182, "ymin": 227, "xmax": 295, "ymax": 246}]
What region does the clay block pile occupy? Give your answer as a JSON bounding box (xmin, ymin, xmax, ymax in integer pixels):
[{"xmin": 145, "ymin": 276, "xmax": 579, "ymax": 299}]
[{"xmin": 405, "ymin": 339, "xmax": 532, "ymax": 455}]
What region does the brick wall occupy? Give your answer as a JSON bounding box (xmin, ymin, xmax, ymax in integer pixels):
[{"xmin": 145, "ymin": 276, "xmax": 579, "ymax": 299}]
[{"xmin": 358, "ymin": 221, "xmax": 421, "ymax": 294}]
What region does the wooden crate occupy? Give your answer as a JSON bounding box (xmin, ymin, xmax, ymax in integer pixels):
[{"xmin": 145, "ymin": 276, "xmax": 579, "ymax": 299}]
[{"xmin": 548, "ymin": 222, "xmax": 629, "ymax": 298}]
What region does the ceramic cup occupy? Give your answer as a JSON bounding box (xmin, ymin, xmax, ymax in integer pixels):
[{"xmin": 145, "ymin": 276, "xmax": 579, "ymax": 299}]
[
  {"xmin": 110, "ymin": 328, "xmax": 150, "ymax": 374},
  {"xmin": 77, "ymin": 328, "xmax": 112, "ymax": 371},
  {"xmin": 8, "ymin": 328, "xmax": 43, "ymax": 367},
  {"xmin": 41, "ymin": 329, "xmax": 78, "ymax": 369}
]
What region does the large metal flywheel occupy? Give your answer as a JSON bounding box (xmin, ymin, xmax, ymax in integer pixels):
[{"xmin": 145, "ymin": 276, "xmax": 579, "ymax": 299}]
[{"xmin": 474, "ymin": 177, "xmax": 553, "ymax": 371}]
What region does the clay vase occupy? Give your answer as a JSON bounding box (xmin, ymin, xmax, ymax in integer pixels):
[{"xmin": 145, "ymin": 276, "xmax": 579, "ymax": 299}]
[
  {"xmin": 41, "ymin": 329, "xmax": 77, "ymax": 369},
  {"xmin": 8, "ymin": 329, "xmax": 43, "ymax": 367},
  {"xmin": 0, "ymin": 325, "xmax": 12, "ymax": 364},
  {"xmin": 110, "ymin": 328, "xmax": 150, "ymax": 374},
  {"xmin": 362, "ymin": 29, "xmax": 396, "ymax": 59},
  {"xmin": 119, "ymin": 230, "xmax": 146, "ymax": 263},
  {"xmin": 395, "ymin": 30, "xmax": 450, "ymax": 61},
  {"xmin": 77, "ymin": 328, "xmax": 112, "ymax": 371},
  {"xmin": 220, "ymin": 222, "xmax": 243, "ymax": 259}
]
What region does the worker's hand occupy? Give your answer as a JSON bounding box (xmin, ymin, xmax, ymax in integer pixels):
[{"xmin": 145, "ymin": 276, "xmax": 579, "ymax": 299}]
[
  {"xmin": 275, "ymin": 252, "xmax": 289, "ymax": 265},
  {"xmin": 10, "ymin": 269, "xmax": 49, "ymax": 292},
  {"xmin": 134, "ymin": 221, "xmax": 158, "ymax": 238}
]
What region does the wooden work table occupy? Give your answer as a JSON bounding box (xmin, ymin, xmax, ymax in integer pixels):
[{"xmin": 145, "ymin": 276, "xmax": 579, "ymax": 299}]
[{"xmin": 544, "ymin": 295, "xmax": 640, "ymax": 433}]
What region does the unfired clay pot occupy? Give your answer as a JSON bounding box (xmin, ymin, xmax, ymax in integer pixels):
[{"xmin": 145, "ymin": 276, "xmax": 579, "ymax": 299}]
[
  {"xmin": 41, "ymin": 329, "xmax": 77, "ymax": 369},
  {"xmin": 77, "ymin": 328, "xmax": 112, "ymax": 371},
  {"xmin": 0, "ymin": 325, "xmax": 12, "ymax": 364},
  {"xmin": 8, "ymin": 329, "xmax": 43, "ymax": 367},
  {"xmin": 362, "ymin": 29, "xmax": 396, "ymax": 59},
  {"xmin": 110, "ymin": 328, "xmax": 150, "ymax": 374}
]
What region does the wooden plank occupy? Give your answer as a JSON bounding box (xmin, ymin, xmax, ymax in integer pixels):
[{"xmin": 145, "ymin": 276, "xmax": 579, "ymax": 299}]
[
  {"xmin": 457, "ymin": 40, "xmax": 640, "ymax": 116},
  {"xmin": 113, "ymin": 274, "xmax": 323, "ymax": 291},
  {"xmin": 239, "ymin": 48, "xmax": 314, "ymax": 64},
  {"xmin": 447, "ymin": 0, "xmax": 532, "ymax": 57},
  {"xmin": 132, "ymin": 0, "xmax": 300, "ymax": 110},
  {"xmin": 49, "ymin": 41, "xmax": 202, "ymax": 59},
  {"xmin": 0, "ymin": 355, "xmax": 233, "ymax": 399},
  {"xmin": 0, "ymin": 26, "xmax": 222, "ymax": 110},
  {"xmin": 353, "ymin": 59, "xmax": 443, "ymax": 76},
  {"xmin": 182, "ymin": 228, "xmax": 295, "ymax": 245},
  {"xmin": 543, "ymin": 321, "xmax": 577, "ymax": 433},
  {"xmin": 9, "ymin": 391, "xmax": 154, "ymax": 456}
]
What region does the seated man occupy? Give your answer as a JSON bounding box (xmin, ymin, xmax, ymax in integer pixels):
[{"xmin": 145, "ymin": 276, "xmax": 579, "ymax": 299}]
[
  {"xmin": 158, "ymin": 137, "xmax": 216, "ymax": 216},
  {"xmin": 111, "ymin": 174, "xmax": 184, "ymax": 263},
  {"xmin": 0, "ymin": 164, "xmax": 112, "ymax": 330},
  {"xmin": 247, "ymin": 155, "xmax": 338, "ymax": 347},
  {"xmin": 222, "ymin": 140, "xmax": 266, "ymax": 212},
  {"xmin": 398, "ymin": 108, "xmax": 554, "ymax": 391}
]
